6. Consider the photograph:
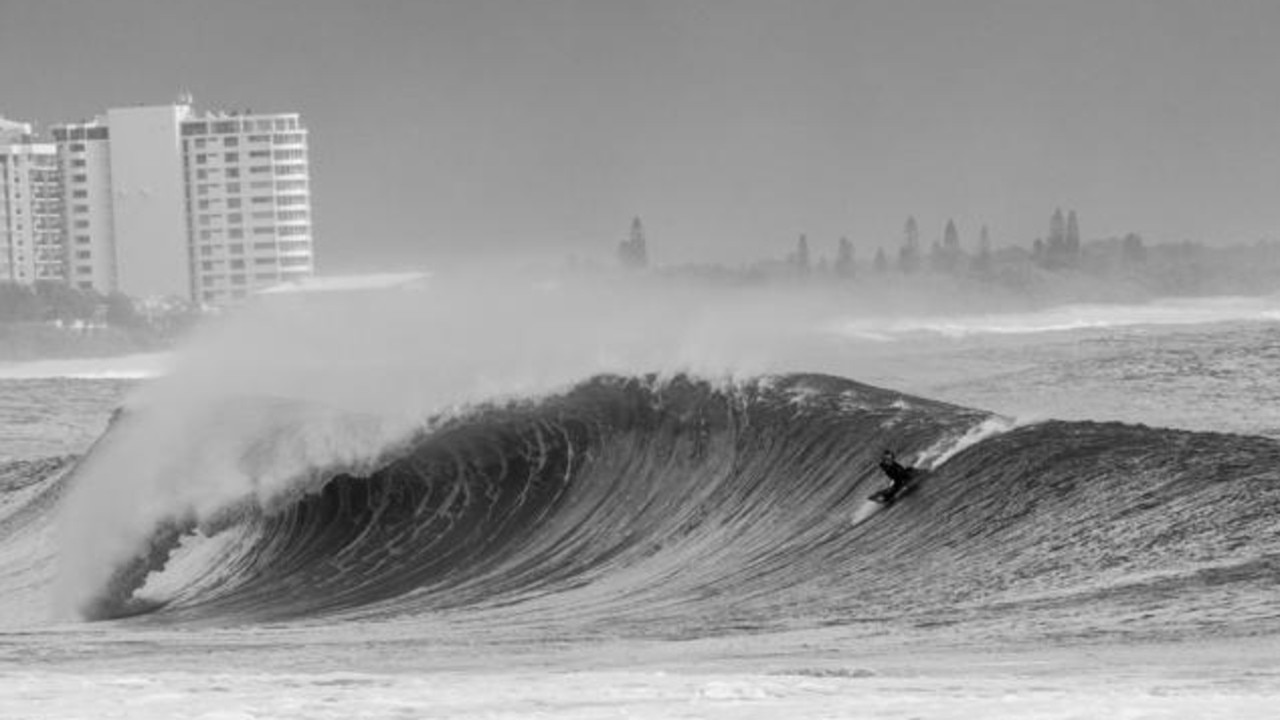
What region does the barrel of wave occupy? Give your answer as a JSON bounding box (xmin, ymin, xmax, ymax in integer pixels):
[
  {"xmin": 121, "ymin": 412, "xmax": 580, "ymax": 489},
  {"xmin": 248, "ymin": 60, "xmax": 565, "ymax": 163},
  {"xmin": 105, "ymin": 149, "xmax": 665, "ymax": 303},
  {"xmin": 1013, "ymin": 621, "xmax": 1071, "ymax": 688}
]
[{"xmin": 53, "ymin": 393, "xmax": 415, "ymax": 620}]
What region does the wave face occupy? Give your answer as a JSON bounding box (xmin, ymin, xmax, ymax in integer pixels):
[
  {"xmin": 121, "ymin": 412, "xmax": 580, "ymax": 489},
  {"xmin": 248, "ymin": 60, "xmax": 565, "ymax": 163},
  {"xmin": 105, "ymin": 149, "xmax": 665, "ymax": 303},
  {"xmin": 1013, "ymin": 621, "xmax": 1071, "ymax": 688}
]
[{"xmin": 53, "ymin": 372, "xmax": 1278, "ymax": 643}]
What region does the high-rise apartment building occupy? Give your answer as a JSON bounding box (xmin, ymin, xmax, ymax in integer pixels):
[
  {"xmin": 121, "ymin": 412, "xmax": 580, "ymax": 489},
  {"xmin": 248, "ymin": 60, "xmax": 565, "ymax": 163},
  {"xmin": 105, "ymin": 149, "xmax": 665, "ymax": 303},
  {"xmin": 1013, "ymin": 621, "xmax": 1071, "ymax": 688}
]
[
  {"xmin": 179, "ymin": 109, "xmax": 315, "ymax": 304},
  {"xmin": 50, "ymin": 118, "xmax": 114, "ymax": 293},
  {"xmin": 0, "ymin": 117, "xmax": 65, "ymax": 284},
  {"xmin": 49, "ymin": 98, "xmax": 315, "ymax": 304}
]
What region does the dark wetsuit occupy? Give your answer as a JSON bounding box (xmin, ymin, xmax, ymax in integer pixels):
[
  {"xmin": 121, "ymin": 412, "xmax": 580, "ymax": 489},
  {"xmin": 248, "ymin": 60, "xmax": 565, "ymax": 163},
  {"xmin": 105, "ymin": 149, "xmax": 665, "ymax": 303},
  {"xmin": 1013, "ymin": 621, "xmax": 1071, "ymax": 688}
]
[{"xmin": 878, "ymin": 457, "xmax": 914, "ymax": 494}]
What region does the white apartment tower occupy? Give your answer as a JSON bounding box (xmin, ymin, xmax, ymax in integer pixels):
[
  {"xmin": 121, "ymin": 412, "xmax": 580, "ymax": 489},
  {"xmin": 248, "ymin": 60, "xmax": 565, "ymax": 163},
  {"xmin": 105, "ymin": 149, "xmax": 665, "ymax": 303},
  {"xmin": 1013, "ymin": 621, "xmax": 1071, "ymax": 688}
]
[
  {"xmin": 180, "ymin": 109, "xmax": 315, "ymax": 304},
  {"xmin": 0, "ymin": 117, "xmax": 65, "ymax": 284},
  {"xmin": 50, "ymin": 99, "xmax": 315, "ymax": 303}
]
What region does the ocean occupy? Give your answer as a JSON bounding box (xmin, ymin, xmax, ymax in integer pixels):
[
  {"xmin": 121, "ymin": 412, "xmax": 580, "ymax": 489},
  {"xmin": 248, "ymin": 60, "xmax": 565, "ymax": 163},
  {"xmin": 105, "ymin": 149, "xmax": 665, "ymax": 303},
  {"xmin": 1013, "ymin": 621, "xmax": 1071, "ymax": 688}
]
[{"xmin": 2, "ymin": 285, "xmax": 1279, "ymax": 719}]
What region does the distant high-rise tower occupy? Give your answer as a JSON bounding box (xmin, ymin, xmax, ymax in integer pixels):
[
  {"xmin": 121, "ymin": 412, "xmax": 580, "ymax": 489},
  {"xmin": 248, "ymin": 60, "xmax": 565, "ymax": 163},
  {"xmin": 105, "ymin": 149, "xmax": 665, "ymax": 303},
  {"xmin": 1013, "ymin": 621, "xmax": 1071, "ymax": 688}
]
[
  {"xmin": 0, "ymin": 117, "xmax": 64, "ymax": 284},
  {"xmin": 50, "ymin": 98, "xmax": 315, "ymax": 303},
  {"xmin": 178, "ymin": 108, "xmax": 315, "ymax": 304},
  {"xmin": 618, "ymin": 216, "xmax": 648, "ymax": 269}
]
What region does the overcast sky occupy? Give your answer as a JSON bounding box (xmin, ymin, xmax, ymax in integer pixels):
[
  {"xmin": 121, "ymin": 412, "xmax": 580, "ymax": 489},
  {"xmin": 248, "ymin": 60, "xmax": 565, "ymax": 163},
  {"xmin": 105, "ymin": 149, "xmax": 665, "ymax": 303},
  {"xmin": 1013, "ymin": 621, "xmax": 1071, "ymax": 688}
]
[{"xmin": 2, "ymin": 0, "xmax": 1279, "ymax": 271}]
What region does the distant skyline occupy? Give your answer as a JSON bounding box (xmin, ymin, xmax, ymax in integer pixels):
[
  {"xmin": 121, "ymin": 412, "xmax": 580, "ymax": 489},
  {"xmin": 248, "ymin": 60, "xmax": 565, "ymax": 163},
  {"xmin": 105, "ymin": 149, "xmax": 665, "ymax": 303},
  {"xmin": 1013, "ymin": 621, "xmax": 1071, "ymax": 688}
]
[{"xmin": 3, "ymin": 0, "xmax": 1279, "ymax": 272}]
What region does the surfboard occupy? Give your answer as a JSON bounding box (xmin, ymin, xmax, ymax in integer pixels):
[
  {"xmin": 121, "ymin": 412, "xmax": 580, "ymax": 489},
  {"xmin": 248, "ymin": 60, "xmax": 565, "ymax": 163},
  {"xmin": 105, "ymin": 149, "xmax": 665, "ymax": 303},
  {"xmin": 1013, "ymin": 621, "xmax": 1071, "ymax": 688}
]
[
  {"xmin": 851, "ymin": 469, "xmax": 925, "ymax": 525},
  {"xmin": 868, "ymin": 486, "xmax": 902, "ymax": 505}
]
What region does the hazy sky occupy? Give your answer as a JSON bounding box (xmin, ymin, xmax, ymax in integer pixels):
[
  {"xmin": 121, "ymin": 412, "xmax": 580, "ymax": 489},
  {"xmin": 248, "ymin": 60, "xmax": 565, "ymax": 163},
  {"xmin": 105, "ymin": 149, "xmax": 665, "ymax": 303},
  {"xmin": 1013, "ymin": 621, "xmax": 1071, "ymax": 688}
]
[{"xmin": 2, "ymin": 0, "xmax": 1279, "ymax": 271}]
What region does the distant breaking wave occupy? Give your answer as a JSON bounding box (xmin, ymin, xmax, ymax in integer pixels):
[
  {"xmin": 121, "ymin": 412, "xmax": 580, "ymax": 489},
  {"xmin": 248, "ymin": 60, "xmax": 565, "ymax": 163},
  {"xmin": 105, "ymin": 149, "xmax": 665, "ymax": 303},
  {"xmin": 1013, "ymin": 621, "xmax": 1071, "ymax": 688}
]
[
  {"xmin": 0, "ymin": 353, "xmax": 170, "ymax": 381},
  {"xmin": 21, "ymin": 372, "xmax": 1278, "ymax": 643},
  {"xmin": 832, "ymin": 293, "xmax": 1280, "ymax": 340}
]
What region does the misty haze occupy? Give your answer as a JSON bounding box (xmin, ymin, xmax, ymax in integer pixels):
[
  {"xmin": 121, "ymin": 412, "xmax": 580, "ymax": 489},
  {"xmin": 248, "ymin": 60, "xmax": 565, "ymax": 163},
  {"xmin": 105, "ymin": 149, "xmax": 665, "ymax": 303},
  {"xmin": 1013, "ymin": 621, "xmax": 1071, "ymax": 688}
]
[{"xmin": 2, "ymin": 2, "xmax": 1280, "ymax": 719}]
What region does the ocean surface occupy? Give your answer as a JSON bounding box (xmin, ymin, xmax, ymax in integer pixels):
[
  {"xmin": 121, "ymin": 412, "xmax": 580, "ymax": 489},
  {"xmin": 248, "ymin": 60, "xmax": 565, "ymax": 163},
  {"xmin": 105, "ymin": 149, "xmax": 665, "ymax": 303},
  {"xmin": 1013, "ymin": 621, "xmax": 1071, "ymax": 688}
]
[{"xmin": 2, "ymin": 289, "xmax": 1279, "ymax": 718}]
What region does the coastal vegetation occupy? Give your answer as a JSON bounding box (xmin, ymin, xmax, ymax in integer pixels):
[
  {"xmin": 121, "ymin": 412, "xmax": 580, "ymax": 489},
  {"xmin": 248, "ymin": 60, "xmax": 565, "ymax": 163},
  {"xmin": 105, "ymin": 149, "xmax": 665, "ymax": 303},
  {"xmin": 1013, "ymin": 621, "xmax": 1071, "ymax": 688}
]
[
  {"xmin": 0, "ymin": 281, "xmax": 194, "ymax": 361},
  {"xmin": 623, "ymin": 211, "xmax": 1280, "ymax": 312}
]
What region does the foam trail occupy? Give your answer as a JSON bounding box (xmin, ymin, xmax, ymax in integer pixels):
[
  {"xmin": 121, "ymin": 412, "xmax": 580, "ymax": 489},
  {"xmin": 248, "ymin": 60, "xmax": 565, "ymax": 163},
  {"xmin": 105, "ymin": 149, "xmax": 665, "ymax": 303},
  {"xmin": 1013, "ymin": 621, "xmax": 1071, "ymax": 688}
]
[{"xmin": 916, "ymin": 416, "xmax": 1021, "ymax": 470}]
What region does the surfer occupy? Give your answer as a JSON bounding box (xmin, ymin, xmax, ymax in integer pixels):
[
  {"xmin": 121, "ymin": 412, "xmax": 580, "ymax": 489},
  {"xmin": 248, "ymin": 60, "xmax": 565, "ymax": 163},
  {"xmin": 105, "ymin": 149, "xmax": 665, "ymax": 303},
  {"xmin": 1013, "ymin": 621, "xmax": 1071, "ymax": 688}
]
[{"xmin": 874, "ymin": 449, "xmax": 915, "ymax": 502}]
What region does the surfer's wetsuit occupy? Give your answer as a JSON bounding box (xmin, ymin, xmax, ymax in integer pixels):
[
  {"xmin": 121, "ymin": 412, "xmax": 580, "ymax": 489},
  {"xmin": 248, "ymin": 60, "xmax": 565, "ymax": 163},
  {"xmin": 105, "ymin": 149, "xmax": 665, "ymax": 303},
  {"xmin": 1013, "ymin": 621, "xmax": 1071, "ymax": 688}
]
[{"xmin": 878, "ymin": 451, "xmax": 914, "ymax": 494}]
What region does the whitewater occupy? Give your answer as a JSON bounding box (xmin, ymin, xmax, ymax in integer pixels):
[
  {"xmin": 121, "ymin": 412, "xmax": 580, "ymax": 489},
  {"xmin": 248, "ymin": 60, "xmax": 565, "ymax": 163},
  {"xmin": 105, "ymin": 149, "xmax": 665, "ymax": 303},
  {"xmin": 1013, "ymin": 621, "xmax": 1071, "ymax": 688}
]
[{"xmin": 2, "ymin": 276, "xmax": 1279, "ymax": 719}]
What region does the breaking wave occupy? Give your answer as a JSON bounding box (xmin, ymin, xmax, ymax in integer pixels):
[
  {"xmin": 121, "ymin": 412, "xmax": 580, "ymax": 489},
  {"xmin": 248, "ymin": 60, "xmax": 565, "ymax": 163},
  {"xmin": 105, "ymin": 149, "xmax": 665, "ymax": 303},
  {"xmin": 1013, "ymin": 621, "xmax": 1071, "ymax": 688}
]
[{"xmin": 26, "ymin": 372, "xmax": 1280, "ymax": 643}]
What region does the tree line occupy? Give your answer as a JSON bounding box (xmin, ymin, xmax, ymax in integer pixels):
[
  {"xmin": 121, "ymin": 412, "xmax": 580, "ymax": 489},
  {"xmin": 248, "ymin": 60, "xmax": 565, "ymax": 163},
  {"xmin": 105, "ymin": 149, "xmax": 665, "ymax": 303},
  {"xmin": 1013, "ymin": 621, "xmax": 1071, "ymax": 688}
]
[
  {"xmin": 617, "ymin": 210, "xmax": 1280, "ymax": 300},
  {"xmin": 0, "ymin": 281, "xmax": 137, "ymax": 326}
]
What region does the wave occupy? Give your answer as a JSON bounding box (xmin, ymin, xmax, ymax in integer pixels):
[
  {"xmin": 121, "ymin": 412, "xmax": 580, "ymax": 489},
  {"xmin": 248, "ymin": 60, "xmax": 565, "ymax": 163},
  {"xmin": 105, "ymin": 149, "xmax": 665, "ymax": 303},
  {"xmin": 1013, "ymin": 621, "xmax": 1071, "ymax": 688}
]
[
  {"xmin": 45, "ymin": 372, "xmax": 1280, "ymax": 643},
  {"xmin": 0, "ymin": 353, "xmax": 170, "ymax": 380},
  {"xmin": 830, "ymin": 293, "xmax": 1280, "ymax": 340}
]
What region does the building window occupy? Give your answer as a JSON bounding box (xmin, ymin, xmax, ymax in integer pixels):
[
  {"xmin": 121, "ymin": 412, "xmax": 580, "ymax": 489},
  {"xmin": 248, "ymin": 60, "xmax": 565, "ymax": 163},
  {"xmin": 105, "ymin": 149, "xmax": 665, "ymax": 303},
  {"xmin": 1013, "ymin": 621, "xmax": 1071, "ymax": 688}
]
[
  {"xmin": 276, "ymin": 195, "xmax": 307, "ymax": 206},
  {"xmin": 273, "ymin": 149, "xmax": 306, "ymax": 161},
  {"xmin": 278, "ymin": 225, "xmax": 309, "ymax": 236},
  {"xmin": 250, "ymin": 165, "xmax": 271, "ymax": 174},
  {"xmin": 229, "ymin": 244, "xmax": 244, "ymax": 254},
  {"xmin": 74, "ymin": 220, "xmax": 89, "ymax": 229},
  {"xmin": 251, "ymin": 196, "xmax": 272, "ymax": 204},
  {"xmin": 227, "ymin": 198, "xmax": 242, "ymax": 208},
  {"xmin": 249, "ymin": 150, "xmax": 270, "ymax": 158},
  {"xmin": 229, "ymin": 229, "xmax": 244, "ymax": 239},
  {"xmin": 227, "ymin": 183, "xmax": 241, "ymax": 194},
  {"xmin": 225, "ymin": 153, "xmax": 238, "ymax": 163},
  {"xmin": 224, "ymin": 137, "xmax": 239, "ymax": 147},
  {"xmin": 69, "ymin": 143, "xmax": 86, "ymax": 152},
  {"xmin": 76, "ymin": 235, "xmax": 90, "ymax": 244},
  {"xmin": 277, "ymin": 210, "xmax": 308, "ymax": 221},
  {"xmin": 253, "ymin": 241, "xmax": 276, "ymax": 250},
  {"xmin": 87, "ymin": 127, "xmax": 108, "ymax": 140},
  {"xmin": 213, "ymin": 121, "xmax": 239, "ymax": 134},
  {"xmin": 228, "ymin": 213, "xmax": 243, "ymax": 224},
  {"xmin": 71, "ymin": 159, "xmax": 86, "ymax": 168},
  {"xmin": 254, "ymin": 257, "xmax": 275, "ymax": 265},
  {"xmin": 72, "ymin": 174, "xmax": 87, "ymax": 183},
  {"xmin": 226, "ymin": 168, "xmax": 240, "ymax": 179},
  {"xmin": 230, "ymin": 259, "xmax": 245, "ymax": 270},
  {"xmin": 76, "ymin": 251, "xmax": 91, "ymax": 259},
  {"xmin": 252, "ymin": 227, "xmax": 274, "ymax": 235}
]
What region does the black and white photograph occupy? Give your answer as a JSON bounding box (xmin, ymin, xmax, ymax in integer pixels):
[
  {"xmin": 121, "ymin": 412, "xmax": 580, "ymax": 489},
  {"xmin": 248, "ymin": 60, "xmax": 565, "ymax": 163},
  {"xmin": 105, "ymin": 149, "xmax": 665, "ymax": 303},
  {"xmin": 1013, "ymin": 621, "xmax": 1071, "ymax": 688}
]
[{"xmin": 1, "ymin": 1, "xmax": 1279, "ymax": 717}]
